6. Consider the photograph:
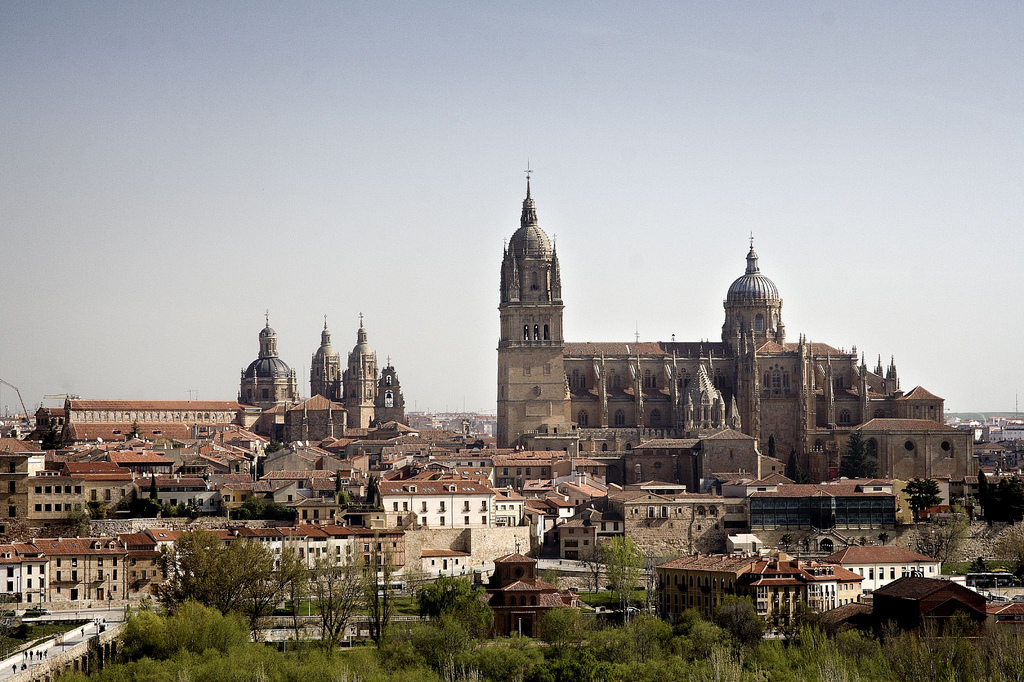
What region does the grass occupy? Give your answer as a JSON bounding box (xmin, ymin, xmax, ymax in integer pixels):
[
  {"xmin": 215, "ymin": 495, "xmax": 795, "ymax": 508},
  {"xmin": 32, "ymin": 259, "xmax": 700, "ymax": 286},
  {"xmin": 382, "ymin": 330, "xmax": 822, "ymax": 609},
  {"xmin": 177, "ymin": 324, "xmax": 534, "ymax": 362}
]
[
  {"xmin": 942, "ymin": 561, "xmax": 1013, "ymax": 575},
  {"xmin": 576, "ymin": 589, "xmax": 647, "ymax": 609}
]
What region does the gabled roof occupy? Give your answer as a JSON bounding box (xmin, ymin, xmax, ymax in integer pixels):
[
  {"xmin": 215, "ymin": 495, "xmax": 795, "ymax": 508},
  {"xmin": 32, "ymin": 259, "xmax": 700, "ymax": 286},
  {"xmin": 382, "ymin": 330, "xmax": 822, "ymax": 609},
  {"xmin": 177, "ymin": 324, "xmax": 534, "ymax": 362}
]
[
  {"xmin": 858, "ymin": 418, "xmax": 958, "ymax": 432},
  {"xmin": 897, "ymin": 386, "xmax": 942, "ymax": 401},
  {"xmin": 0, "ymin": 438, "xmax": 43, "ymax": 454},
  {"xmin": 872, "ymin": 576, "xmax": 959, "ymax": 600}
]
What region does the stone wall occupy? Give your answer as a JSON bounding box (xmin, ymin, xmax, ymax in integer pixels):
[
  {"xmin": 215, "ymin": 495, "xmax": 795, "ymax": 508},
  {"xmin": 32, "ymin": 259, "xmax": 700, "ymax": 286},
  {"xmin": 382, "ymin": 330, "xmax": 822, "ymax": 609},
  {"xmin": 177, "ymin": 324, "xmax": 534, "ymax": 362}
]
[
  {"xmin": 89, "ymin": 516, "xmax": 278, "ymax": 536},
  {"xmin": 400, "ymin": 526, "xmax": 532, "ymax": 575}
]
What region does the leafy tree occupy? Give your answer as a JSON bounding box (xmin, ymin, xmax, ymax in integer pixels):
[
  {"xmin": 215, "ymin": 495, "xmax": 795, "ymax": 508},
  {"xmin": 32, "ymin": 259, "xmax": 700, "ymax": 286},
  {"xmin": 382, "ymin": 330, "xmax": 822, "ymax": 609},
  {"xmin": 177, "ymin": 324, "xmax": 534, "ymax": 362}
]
[
  {"xmin": 149, "ymin": 474, "xmax": 159, "ymax": 500},
  {"xmin": 603, "ymin": 536, "xmax": 642, "ymax": 619},
  {"xmin": 878, "ymin": 532, "xmax": 890, "ymax": 545},
  {"xmin": 41, "ymin": 422, "xmax": 62, "ymax": 450},
  {"xmin": 540, "ymin": 607, "xmax": 586, "ymax": 654},
  {"xmin": 839, "ymin": 430, "xmax": 877, "ymax": 479},
  {"xmin": 86, "ymin": 500, "xmax": 106, "ymax": 519},
  {"xmin": 415, "ymin": 575, "xmax": 492, "ymax": 636},
  {"xmin": 265, "ymin": 440, "xmax": 282, "ymax": 455},
  {"xmin": 996, "ymin": 524, "xmax": 1024, "ymax": 576},
  {"xmin": 714, "ymin": 596, "xmax": 764, "ymax": 649},
  {"xmin": 128, "ymin": 419, "xmax": 140, "ymax": 439},
  {"xmin": 309, "ymin": 554, "xmax": 363, "ymax": 650},
  {"xmin": 160, "ymin": 529, "xmax": 269, "ymax": 615},
  {"xmin": 766, "ymin": 434, "xmax": 776, "ymax": 459},
  {"xmin": 242, "ymin": 547, "xmax": 302, "ymax": 638},
  {"xmin": 64, "ymin": 508, "xmax": 90, "ymax": 535},
  {"xmin": 905, "ymin": 478, "xmax": 942, "ymax": 522},
  {"xmin": 540, "ymin": 567, "xmax": 560, "ymax": 587},
  {"xmin": 779, "ymin": 534, "xmax": 793, "ymax": 551},
  {"xmin": 626, "ymin": 613, "xmax": 671, "ymax": 663}
]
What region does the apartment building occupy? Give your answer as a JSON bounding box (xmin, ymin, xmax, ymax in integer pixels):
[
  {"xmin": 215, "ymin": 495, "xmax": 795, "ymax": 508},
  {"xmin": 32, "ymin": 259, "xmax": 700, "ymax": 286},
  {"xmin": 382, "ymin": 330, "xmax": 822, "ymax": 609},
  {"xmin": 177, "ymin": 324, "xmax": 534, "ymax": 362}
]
[
  {"xmin": 36, "ymin": 537, "xmax": 127, "ymax": 603},
  {"xmin": 379, "ymin": 480, "xmax": 496, "ymax": 529}
]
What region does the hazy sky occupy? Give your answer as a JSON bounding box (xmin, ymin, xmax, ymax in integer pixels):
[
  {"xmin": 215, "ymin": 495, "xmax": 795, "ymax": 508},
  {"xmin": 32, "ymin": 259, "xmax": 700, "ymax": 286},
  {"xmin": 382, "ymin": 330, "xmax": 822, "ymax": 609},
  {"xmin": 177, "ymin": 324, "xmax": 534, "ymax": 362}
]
[{"xmin": 1, "ymin": 2, "xmax": 1021, "ymax": 415}]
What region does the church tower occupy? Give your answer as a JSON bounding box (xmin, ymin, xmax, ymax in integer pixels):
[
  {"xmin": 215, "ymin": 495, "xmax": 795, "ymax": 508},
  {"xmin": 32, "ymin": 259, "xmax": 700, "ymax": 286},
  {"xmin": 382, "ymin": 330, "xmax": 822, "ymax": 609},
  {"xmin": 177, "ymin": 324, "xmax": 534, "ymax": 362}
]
[
  {"xmin": 497, "ymin": 177, "xmax": 572, "ymax": 447},
  {"xmin": 310, "ymin": 317, "xmax": 342, "ymax": 401},
  {"xmin": 342, "ymin": 315, "xmax": 377, "ymax": 429},
  {"xmin": 239, "ymin": 314, "xmax": 298, "ymax": 408},
  {"xmin": 374, "ymin": 361, "xmax": 406, "ymax": 425}
]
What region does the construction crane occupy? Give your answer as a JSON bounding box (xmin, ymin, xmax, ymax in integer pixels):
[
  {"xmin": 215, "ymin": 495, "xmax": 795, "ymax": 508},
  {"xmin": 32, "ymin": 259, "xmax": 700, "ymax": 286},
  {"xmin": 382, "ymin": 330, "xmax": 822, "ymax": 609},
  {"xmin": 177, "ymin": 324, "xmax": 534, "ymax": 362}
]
[{"xmin": 0, "ymin": 379, "xmax": 30, "ymax": 422}]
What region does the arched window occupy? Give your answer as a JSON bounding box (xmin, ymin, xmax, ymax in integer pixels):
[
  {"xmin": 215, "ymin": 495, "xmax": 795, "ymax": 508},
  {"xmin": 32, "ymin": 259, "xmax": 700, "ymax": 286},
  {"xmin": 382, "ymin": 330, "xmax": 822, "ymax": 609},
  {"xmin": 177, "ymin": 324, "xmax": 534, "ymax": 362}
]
[
  {"xmin": 835, "ymin": 376, "xmax": 844, "ymax": 389},
  {"xmin": 763, "ymin": 373, "xmax": 771, "ymax": 388},
  {"xmin": 819, "ymin": 538, "xmax": 834, "ymax": 553},
  {"xmin": 814, "ymin": 439, "xmax": 823, "ymax": 452},
  {"xmin": 384, "ymin": 390, "xmax": 394, "ymax": 408},
  {"xmin": 839, "ymin": 410, "xmax": 851, "ymax": 424},
  {"xmin": 782, "ymin": 372, "xmax": 790, "ymax": 389},
  {"xmin": 771, "ymin": 372, "xmax": 781, "ymax": 390},
  {"xmin": 385, "ymin": 375, "xmax": 392, "ymax": 386},
  {"xmin": 650, "ymin": 409, "xmax": 662, "ymax": 427},
  {"xmin": 577, "ymin": 410, "xmax": 589, "ymax": 427},
  {"xmin": 614, "ymin": 410, "xmax": 625, "ymax": 426},
  {"xmin": 612, "ymin": 375, "xmax": 621, "ymax": 389},
  {"xmin": 754, "ymin": 314, "xmax": 764, "ymax": 332},
  {"xmin": 531, "ymin": 271, "xmax": 538, "ymax": 290},
  {"xmin": 523, "ymin": 325, "xmax": 529, "ymax": 341},
  {"xmin": 543, "ymin": 324, "xmax": 550, "ymax": 340},
  {"xmin": 601, "ymin": 443, "xmax": 608, "ymax": 452},
  {"xmin": 772, "ymin": 312, "xmax": 779, "ymax": 329},
  {"xmin": 644, "ymin": 370, "xmax": 652, "ymax": 388},
  {"xmin": 874, "ymin": 409, "xmax": 884, "ymax": 418},
  {"xmin": 533, "ymin": 325, "xmax": 540, "ymax": 341}
]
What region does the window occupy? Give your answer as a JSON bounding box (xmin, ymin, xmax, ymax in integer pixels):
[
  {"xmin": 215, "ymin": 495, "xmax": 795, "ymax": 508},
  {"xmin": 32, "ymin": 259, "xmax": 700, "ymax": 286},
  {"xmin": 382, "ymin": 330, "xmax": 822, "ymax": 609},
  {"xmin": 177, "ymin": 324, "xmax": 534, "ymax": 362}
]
[
  {"xmin": 614, "ymin": 410, "xmax": 625, "ymax": 426},
  {"xmin": 533, "ymin": 325, "xmax": 540, "ymax": 341},
  {"xmin": 543, "ymin": 324, "xmax": 550, "ymax": 340},
  {"xmin": 754, "ymin": 314, "xmax": 764, "ymax": 332},
  {"xmin": 523, "ymin": 325, "xmax": 529, "ymax": 341},
  {"xmin": 649, "ymin": 409, "xmax": 662, "ymax": 427},
  {"xmin": 577, "ymin": 410, "xmax": 588, "ymax": 426},
  {"xmin": 839, "ymin": 410, "xmax": 851, "ymax": 425}
]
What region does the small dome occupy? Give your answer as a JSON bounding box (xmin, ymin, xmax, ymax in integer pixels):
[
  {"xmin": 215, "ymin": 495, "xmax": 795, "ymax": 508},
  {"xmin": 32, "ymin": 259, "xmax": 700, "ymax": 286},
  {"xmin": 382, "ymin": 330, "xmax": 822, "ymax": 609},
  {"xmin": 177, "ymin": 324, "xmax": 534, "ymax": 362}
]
[
  {"xmin": 259, "ymin": 325, "xmax": 276, "ymax": 338},
  {"xmin": 727, "ymin": 246, "xmax": 780, "ymax": 303},
  {"xmin": 244, "ymin": 357, "xmax": 292, "ymax": 379}
]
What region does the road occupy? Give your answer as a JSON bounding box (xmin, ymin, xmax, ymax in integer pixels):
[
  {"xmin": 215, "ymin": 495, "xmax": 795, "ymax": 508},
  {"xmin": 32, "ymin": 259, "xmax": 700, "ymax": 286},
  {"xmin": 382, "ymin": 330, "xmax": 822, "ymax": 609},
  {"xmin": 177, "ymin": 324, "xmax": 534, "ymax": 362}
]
[
  {"xmin": 22, "ymin": 607, "xmax": 127, "ymax": 624},
  {"xmin": 0, "ymin": 621, "xmax": 105, "ymax": 680}
]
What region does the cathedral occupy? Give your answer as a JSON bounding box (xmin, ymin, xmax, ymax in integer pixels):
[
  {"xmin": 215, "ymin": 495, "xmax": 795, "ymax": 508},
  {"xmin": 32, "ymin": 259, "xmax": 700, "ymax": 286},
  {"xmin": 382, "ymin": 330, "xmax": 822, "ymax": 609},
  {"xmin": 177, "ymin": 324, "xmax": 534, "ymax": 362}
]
[
  {"xmin": 240, "ymin": 314, "xmax": 406, "ymax": 440},
  {"xmin": 497, "ymin": 179, "xmax": 973, "ymax": 483}
]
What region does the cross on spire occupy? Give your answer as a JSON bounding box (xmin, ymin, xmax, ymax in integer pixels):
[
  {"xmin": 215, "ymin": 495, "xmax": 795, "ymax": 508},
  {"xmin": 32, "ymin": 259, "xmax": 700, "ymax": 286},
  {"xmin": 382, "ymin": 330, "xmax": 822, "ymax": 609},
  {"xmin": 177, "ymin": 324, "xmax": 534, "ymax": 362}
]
[
  {"xmin": 358, "ymin": 312, "xmax": 364, "ymax": 328},
  {"xmin": 265, "ymin": 309, "xmax": 269, "ymax": 327},
  {"xmin": 749, "ymin": 231, "xmax": 754, "ymax": 249},
  {"xmin": 323, "ymin": 314, "xmax": 328, "ymax": 330}
]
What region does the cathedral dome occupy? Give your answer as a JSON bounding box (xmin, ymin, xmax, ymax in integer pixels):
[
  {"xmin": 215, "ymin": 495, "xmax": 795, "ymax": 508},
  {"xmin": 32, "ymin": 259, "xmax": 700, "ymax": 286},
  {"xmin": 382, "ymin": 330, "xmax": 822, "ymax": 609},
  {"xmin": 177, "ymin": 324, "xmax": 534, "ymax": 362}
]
[
  {"xmin": 726, "ymin": 246, "xmax": 779, "ymax": 303},
  {"xmin": 313, "ymin": 324, "xmax": 337, "ymax": 361},
  {"xmin": 259, "ymin": 325, "xmax": 276, "ymax": 338},
  {"xmin": 509, "ymin": 224, "xmax": 551, "ymax": 258},
  {"xmin": 244, "ymin": 357, "xmax": 292, "ymax": 379},
  {"xmin": 508, "ymin": 177, "xmax": 551, "ymax": 258}
]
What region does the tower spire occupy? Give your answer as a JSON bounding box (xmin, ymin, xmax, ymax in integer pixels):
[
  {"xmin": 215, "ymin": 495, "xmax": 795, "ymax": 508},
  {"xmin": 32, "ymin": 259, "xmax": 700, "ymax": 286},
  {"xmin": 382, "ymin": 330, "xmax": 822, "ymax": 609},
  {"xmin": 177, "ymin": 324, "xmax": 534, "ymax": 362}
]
[{"xmin": 521, "ymin": 165, "xmax": 537, "ymax": 227}]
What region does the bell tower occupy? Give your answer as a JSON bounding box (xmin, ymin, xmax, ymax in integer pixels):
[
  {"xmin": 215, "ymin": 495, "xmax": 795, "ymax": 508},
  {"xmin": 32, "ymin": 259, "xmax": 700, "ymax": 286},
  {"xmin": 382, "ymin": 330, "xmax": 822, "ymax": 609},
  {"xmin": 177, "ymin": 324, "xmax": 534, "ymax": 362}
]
[{"xmin": 496, "ymin": 175, "xmax": 571, "ymax": 447}]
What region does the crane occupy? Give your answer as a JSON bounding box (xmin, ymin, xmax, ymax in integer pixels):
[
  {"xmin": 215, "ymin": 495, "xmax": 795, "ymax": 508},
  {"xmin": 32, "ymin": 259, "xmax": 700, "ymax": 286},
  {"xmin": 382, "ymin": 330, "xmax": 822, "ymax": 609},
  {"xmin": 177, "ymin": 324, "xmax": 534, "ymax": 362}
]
[{"xmin": 0, "ymin": 379, "xmax": 30, "ymax": 422}]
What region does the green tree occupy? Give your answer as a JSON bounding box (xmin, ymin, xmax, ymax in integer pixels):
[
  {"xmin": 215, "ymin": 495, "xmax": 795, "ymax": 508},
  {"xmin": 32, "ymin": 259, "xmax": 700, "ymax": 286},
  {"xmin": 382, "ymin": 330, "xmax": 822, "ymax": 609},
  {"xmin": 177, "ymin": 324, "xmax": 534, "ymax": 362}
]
[
  {"xmin": 714, "ymin": 596, "xmax": 764, "ymax": 649},
  {"xmin": 128, "ymin": 419, "xmax": 140, "ymax": 439},
  {"xmin": 779, "ymin": 533, "xmax": 793, "ymax": 551},
  {"xmin": 540, "ymin": 607, "xmax": 586, "ymax": 654},
  {"xmin": 416, "ymin": 575, "xmax": 493, "ymax": 636},
  {"xmin": 878, "ymin": 532, "xmax": 890, "ymax": 545},
  {"xmin": 148, "ymin": 474, "xmax": 159, "ymax": 500},
  {"xmin": 160, "ymin": 529, "xmax": 270, "ymax": 615},
  {"xmin": 766, "ymin": 434, "xmax": 776, "ymax": 459},
  {"xmin": 917, "ymin": 505, "xmax": 969, "ymax": 564},
  {"xmin": 265, "ymin": 440, "xmax": 282, "ymax": 455},
  {"xmin": 784, "ymin": 448, "xmax": 809, "ymax": 484},
  {"xmin": 839, "ymin": 430, "xmax": 877, "ymax": 479},
  {"xmin": 41, "ymin": 422, "xmax": 62, "ymax": 450},
  {"xmin": 603, "ymin": 536, "xmax": 642, "ymax": 619},
  {"xmin": 905, "ymin": 478, "xmax": 942, "ymax": 522}
]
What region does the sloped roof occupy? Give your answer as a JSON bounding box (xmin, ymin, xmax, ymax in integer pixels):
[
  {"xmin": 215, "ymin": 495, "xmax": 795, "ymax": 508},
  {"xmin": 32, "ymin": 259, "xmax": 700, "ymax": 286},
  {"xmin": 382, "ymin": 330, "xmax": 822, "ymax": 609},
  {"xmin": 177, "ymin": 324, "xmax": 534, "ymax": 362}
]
[
  {"xmin": 897, "ymin": 386, "xmax": 942, "ymax": 401},
  {"xmin": 858, "ymin": 418, "xmax": 958, "ymax": 432},
  {"xmin": 823, "ymin": 545, "xmax": 937, "ymax": 565}
]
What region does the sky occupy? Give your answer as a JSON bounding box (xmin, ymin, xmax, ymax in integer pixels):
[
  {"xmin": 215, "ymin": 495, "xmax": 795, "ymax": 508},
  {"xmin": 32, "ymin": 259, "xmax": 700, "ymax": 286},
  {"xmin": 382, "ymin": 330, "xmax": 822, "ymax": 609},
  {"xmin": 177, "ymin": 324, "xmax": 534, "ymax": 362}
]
[{"xmin": 1, "ymin": 2, "xmax": 1021, "ymax": 416}]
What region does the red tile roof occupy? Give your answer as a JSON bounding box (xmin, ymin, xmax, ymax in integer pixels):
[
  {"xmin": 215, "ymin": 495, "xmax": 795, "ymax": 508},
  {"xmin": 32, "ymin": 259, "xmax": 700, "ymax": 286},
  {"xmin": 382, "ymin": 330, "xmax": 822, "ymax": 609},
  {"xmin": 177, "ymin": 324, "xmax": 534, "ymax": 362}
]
[
  {"xmin": 823, "ymin": 545, "xmax": 937, "ymax": 565},
  {"xmin": 69, "ymin": 400, "xmax": 240, "ymax": 412},
  {"xmin": 858, "ymin": 418, "xmax": 958, "ymax": 432},
  {"xmin": 897, "ymin": 386, "xmax": 942, "ymax": 401}
]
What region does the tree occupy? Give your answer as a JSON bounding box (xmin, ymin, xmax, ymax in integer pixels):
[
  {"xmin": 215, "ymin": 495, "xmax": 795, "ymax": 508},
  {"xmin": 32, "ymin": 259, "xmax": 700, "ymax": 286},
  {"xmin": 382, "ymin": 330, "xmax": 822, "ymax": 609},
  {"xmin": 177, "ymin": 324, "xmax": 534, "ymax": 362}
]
[
  {"xmin": 877, "ymin": 532, "xmax": 890, "ymax": 545},
  {"xmin": 977, "ymin": 469, "xmax": 989, "ymax": 519},
  {"xmin": 714, "ymin": 596, "xmax": 764, "ymax": 649},
  {"xmin": 41, "ymin": 422, "xmax": 61, "ymax": 450},
  {"xmin": 766, "ymin": 434, "xmax": 776, "ymax": 460},
  {"xmin": 578, "ymin": 544, "xmax": 605, "ymax": 595},
  {"xmin": 364, "ymin": 534, "xmax": 396, "ymax": 644},
  {"xmin": 785, "ymin": 448, "xmax": 808, "ymax": 484},
  {"xmin": 149, "ymin": 474, "xmax": 159, "ymax": 500},
  {"xmin": 916, "ymin": 505, "xmax": 969, "ymax": 564},
  {"xmin": 996, "ymin": 524, "xmax": 1024, "ymax": 576},
  {"xmin": 416, "ymin": 575, "xmax": 492, "ymax": 636},
  {"xmin": 265, "ymin": 440, "xmax": 282, "ymax": 455},
  {"xmin": 780, "ymin": 534, "xmax": 793, "ymax": 552},
  {"xmin": 309, "ymin": 554, "xmax": 363, "ymax": 650},
  {"xmin": 160, "ymin": 530, "xmax": 269, "ymax": 615},
  {"xmin": 839, "ymin": 430, "xmax": 877, "ymax": 479},
  {"xmin": 540, "ymin": 607, "xmax": 586, "ymax": 654},
  {"xmin": 905, "ymin": 478, "xmax": 942, "ymax": 522},
  {"xmin": 603, "ymin": 536, "xmax": 642, "ymax": 619},
  {"xmin": 242, "ymin": 547, "xmax": 303, "ymax": 639},
  {"xmin": 128, "ymin": 419, "xmax": 140, "ymax": 440}
]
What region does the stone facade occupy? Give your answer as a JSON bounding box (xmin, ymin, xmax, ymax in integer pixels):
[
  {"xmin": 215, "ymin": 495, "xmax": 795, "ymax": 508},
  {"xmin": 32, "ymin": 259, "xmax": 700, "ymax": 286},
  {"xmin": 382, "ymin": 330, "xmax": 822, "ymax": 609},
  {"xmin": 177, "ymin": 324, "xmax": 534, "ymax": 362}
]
[
  {"xmin": 496, "ymin": 182, "xmax": 972, "ymax": 484},
  {"xmin": 609, "ymin": 490, "xmax": 728, "ymax": 557}
]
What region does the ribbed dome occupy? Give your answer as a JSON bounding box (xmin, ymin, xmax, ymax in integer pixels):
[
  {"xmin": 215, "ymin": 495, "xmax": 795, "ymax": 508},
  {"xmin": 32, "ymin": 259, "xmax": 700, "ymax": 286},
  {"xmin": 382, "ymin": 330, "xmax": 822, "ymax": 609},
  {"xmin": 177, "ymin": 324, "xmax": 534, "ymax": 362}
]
[
  {"xmin": 259, "ymin": 325, "xmax": 276, "ymax": 338},
  {"xmin": 509, "ymin": 224, "xmax": 551, "ymax": 258},
  {"xmin": 726, "ymin": 246, "xmax": 780, "ymax": 302},
  {"xmin": 244, "ymin": 357, "xmax": 292, "ymax": 379},
  {"xmin": 508, "ymin": 178, "xmax": 551, "ymax": 258}
]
